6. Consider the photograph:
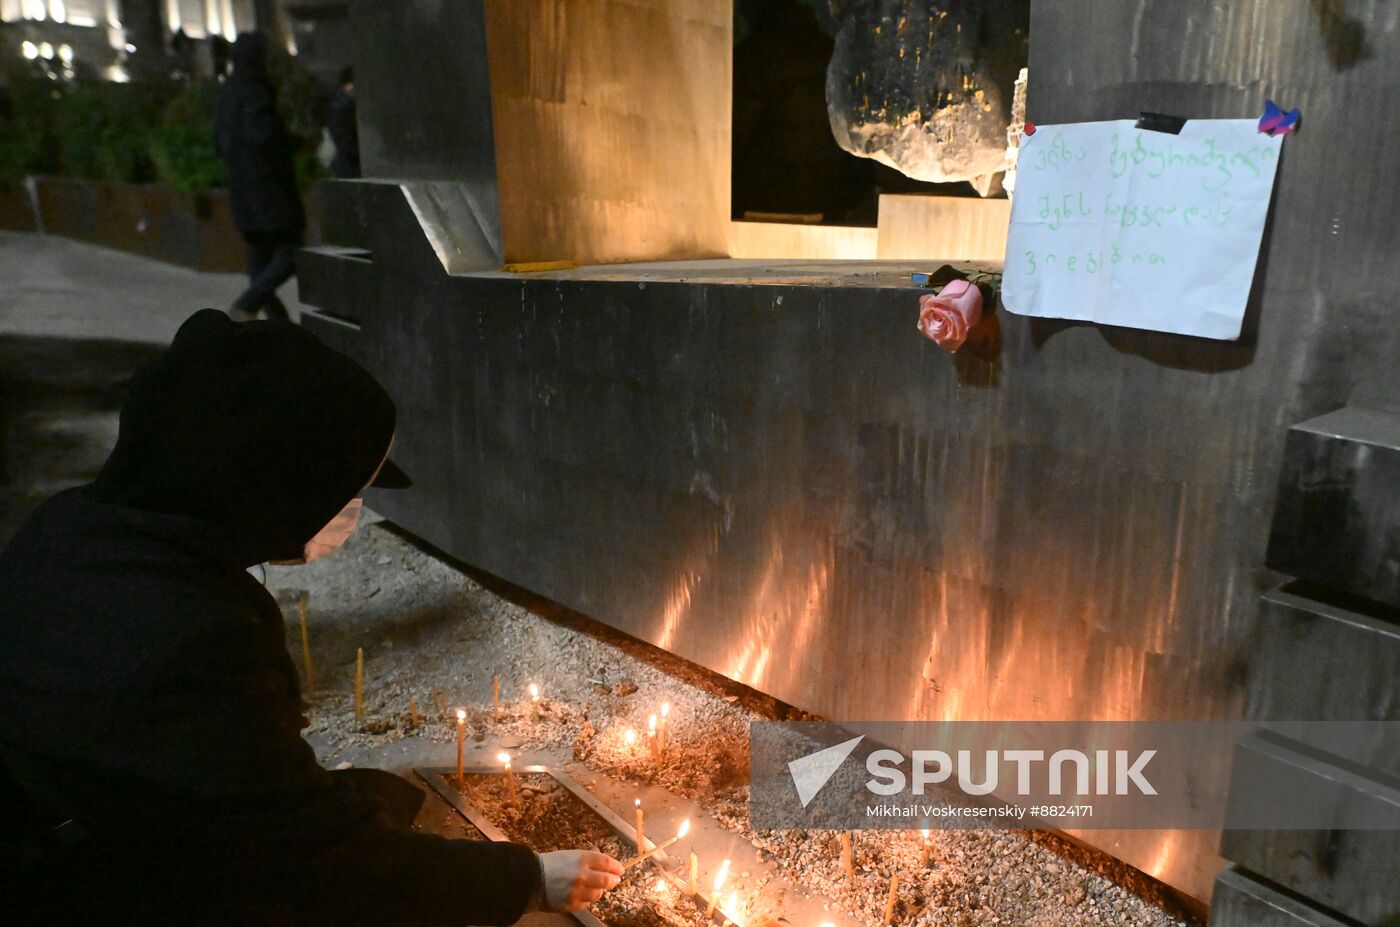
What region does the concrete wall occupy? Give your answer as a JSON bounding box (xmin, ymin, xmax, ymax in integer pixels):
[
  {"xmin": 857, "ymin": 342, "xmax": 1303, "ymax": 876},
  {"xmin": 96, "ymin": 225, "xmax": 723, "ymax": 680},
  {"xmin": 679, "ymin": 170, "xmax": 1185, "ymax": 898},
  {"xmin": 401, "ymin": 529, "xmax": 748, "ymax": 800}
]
[{"xmin": 312, "ymin": 0, "xmax": 1400, "ymax": 905}]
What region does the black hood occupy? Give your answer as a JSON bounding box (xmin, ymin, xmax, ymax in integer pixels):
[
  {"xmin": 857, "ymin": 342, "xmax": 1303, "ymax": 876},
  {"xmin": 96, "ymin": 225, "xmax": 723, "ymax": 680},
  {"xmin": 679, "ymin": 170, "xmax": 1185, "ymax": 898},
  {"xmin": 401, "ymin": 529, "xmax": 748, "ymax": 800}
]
[
  {"xmin": 231, "ymin": 32, "xmax": 270, "ymax": 78},
  {"xmin": 93, "ymin": 310, "xmax": 396, "ymax": 565}
]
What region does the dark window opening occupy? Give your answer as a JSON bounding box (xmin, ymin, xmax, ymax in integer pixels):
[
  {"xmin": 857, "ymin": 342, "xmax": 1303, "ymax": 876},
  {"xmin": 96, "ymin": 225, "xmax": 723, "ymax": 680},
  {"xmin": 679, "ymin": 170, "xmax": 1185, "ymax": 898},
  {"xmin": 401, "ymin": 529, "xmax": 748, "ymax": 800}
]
[{"xmin": 730, "ymin": 0, "xmax": 979, "ymax": 228}]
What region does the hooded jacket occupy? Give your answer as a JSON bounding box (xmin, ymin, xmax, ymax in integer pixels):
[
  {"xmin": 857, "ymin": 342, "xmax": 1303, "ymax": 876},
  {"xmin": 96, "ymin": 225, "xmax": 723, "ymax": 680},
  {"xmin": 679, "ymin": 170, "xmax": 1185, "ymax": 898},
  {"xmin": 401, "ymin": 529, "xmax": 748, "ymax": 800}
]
[
  {"xmin": 214, "ymin": 33, "xmax": 305, "ymax": 235},
  {"xmin": 0, "ymin": 311, "xmax": 541, "ymax": 925}
]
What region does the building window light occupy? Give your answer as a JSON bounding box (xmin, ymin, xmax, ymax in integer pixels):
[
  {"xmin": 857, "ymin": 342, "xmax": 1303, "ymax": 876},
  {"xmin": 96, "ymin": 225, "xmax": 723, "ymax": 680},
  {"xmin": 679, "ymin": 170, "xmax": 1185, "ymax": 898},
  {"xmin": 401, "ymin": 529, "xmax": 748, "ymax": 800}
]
[{"xmin": 21, "ymin": 39, "xmax": 38, "ymax": 58}]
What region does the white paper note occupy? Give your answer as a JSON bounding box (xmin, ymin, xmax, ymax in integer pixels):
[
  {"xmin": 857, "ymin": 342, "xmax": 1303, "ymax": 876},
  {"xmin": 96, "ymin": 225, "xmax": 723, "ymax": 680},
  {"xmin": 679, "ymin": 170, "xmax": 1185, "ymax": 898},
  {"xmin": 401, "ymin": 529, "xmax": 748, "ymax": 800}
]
[{"xmin": 1000, "ymin": 119, "xmax": 1283, "ymax": 340}]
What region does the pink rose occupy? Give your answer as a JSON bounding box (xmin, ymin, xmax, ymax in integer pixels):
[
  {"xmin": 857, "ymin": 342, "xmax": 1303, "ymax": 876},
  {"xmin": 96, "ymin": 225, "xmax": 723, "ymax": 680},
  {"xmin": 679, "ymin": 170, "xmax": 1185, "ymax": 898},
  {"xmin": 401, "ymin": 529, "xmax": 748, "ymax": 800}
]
[{"xmin": 917, "ymin": 279, "xmax": 983, "ymax": 352}]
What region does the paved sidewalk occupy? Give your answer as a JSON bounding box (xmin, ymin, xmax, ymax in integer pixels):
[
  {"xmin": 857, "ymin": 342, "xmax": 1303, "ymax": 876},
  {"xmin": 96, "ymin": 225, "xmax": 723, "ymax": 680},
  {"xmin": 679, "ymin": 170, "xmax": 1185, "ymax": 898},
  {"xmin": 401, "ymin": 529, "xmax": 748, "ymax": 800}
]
[
  {"xmin": 0, "ymin": 230, "xmax": 312, "ymax": 541},
  {"xmin": 0, "ymin": 230, "xmax": 309, "ymax": 344}
]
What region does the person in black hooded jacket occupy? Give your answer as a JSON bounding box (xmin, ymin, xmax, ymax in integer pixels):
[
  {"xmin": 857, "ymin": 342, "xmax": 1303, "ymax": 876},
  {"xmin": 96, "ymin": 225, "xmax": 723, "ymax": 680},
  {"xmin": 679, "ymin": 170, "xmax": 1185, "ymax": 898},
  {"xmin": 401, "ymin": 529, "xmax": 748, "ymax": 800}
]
[
  {"xmin": 215, "ymin": 32, "xmax": 304, "ymax": 323},
  {"xmin": 0, "ymin": 310, "xmax": 622, "ymax": 925}
]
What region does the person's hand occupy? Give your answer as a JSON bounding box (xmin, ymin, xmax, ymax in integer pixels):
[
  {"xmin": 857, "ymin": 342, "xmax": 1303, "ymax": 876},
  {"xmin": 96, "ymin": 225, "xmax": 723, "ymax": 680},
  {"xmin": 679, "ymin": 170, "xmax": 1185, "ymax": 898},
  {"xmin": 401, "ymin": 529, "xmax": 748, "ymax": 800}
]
[{"xmin": 539, "ymin": 850, "xmax": 623, "ymax": 911}]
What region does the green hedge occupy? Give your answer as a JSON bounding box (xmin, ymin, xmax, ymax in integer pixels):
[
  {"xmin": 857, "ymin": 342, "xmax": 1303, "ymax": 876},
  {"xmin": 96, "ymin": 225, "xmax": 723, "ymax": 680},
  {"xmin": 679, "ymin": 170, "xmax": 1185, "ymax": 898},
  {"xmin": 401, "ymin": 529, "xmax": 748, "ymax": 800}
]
[{"xmin": 0, "ymin": 56, "xmax": 325, "ymax": 191}]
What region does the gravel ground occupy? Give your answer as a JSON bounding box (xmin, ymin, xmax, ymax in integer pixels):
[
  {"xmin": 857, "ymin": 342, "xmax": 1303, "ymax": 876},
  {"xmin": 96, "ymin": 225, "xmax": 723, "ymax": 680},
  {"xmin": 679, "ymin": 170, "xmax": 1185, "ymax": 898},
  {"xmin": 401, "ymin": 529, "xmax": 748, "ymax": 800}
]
[{"xmin": 265, "ymin": 515, "xmax": 1199, "ymax": 927}]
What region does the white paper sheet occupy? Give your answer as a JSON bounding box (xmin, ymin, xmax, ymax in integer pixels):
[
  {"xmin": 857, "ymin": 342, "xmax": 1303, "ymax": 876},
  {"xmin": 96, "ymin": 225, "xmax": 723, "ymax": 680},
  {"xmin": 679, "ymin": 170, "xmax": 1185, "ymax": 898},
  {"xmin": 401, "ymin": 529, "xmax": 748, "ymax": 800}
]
[{"xmin": 1000, "ymin": 119, "xmax": 1283, "ymax": 340}]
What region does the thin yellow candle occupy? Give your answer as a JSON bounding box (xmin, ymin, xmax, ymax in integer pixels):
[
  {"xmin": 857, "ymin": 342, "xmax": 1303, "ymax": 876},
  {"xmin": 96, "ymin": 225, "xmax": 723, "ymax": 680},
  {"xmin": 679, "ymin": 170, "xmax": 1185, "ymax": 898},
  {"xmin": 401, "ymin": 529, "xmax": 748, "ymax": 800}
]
[
  {"xmin": 498, "ymin": 751, "xmax": 518, "ymax": 801},
  {"xmin": 688, "ymin": 851, "xmax": 698, "ymax": 895},
  {"xmin": 647, "ymin": 713, "xmax": 658, "ymax": 762},
  {"xmin": 882, "ymin": 873, "xmax": 900, "ymax": 925},
  {"xmin": 455, "ymin": 709, "xmax": 467, "ymax": 787},
  {"xmin": 354, "ymin": 647, "xmax": 364, "ymax": 723},
  {"xmin": 623, "ymin": 819, "xmax": 689, "ymax": 868},
  {"xmin": 840, "ymin": 832, "xmax": 854, "ymax": 881},
  {"xmin": 409, "ymin": 699, "xmax": 421, "ymax": 729},
  {"xmin": 919, "ymin": 828, "xmax": 932, "ymax": 867},
  {"xmin": 659, "ymin": 702, "xmax": 671, "ymax": 754},
  {"xmin": 634, "ymin": 798, "xmax": 645, "ymax": 852},
  {"xmin": 528, "ymin": 682, "xmax": 541, "ymax": 719},
  {"xmin": 297, "ymin": 594, "xmax": 315, "ymax": 695},
  {"xmin": 706, "ymin": 859, "xmax": 730, "ymax": 917},
  {"xmin": 492, "ymin": 674, "xmax": 501, "ymax": 719}
]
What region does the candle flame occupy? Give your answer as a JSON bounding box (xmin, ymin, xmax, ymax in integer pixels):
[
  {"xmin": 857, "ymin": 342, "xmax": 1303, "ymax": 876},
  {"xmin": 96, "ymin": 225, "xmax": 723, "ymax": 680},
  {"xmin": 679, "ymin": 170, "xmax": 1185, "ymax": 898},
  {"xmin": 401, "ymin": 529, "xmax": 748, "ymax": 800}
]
[
  {"xmin": 677, "ymin": 819, "xmax": 690, "ymax": 838},
  {"xmin": 648, "ymin": 714, "xmax": 657, "ymax": 732},
  {"xmin": 496, "ymin": 751, "xmax": 511, "ymax": 765},
  {"xmin": 722, "ymin": 890, "xmax": 740, "ymax": 925},
  {"xmin": 528, "ymin": 682, "xmax": 540, "ymax": 700},
  {"xmin": 456, "ymin": 708, "xmax": 466, "ymax": 721},
  {"xmin": 654, "ymin": 879, "xmax": 669, "ymax": 894},
  {"xmin": 921, "ymin": 828, "xmax": 930, "ymax": 841},
  {"xmin": 624, "ymin": 728, "xmax": 637, "ymax": 745},
  {"xmin": 661, "ymin": 702, "xmax": 671, "ymax": 717},
  {"xmin": 713, "ymin": 858, "xmax": 730, "ymax": 892},
  {"xmin": 635, "ymin": 797, "xmax": 642, "ymax": 808}
]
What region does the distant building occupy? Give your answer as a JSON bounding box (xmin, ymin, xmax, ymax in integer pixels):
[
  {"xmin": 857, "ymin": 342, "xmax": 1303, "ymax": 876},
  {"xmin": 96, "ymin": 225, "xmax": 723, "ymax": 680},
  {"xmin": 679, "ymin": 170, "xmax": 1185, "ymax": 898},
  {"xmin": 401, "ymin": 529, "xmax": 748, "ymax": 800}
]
[{"xmin": 0, "ymin": 1, "xmax": 267, "ymax": 82}]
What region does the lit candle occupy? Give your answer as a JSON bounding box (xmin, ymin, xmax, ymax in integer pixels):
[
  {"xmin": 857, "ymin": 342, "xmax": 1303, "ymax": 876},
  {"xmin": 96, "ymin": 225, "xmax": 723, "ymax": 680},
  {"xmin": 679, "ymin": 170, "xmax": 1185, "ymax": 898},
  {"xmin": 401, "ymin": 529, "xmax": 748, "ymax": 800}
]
[
  {"xmin": 623, "ymin": 819, "xmax": 690, "ymax": 868},
  {"xmin": 498, "ymin": 751, "xmax": 518, "ymax": 801},
  {"xmin": 492, "ymin": 674, "xmax": 501, "ymax": 719},
  {"xmin": 455, "ymin": 709, "xmax": 467, "ymax": 787},
  {"xmin": 647, "ymin": 714, "xmax": 659, "ymax": 761},
  {"xmin": 840, "ymin": 832, "xmax": 855, "ymax": 881},
  {"xmin": 624, "ymin": 728, "xmax": 638, "ymax": 748},
  {"xmin": 528, "ymin": 682, "xmax": 541, "ymax": 719},
  {"xmin": 659, "ymin": 702, "xmax": 671, "ymax": 754},
  {"xmin": 634, "ymin": 798, "xmax": 645, "ymax": 853},
  {"xmin": 297, "ymin": 594, "xmax": 315, "ymax": 695},
  {"xmin": 919, "ymin": 828, "xmax": 932, "ymax": 867},
  {"xmin": 882, "ymin": 873, "xmax": 900, "ymax": 925},
  {"xmin": 354, "ymin": 647, "xmax": 364, "ymax": 723},
  {"xmin": 688, "ymin": 851, "xmax": 698, "ymax": 895},
  {"xmin": 706, "ymin": 859, "xmax": 730, "ymax": 917},
  {"xmin": 721, "ymin": 890, "xmax": 740, "ymax": 926}
]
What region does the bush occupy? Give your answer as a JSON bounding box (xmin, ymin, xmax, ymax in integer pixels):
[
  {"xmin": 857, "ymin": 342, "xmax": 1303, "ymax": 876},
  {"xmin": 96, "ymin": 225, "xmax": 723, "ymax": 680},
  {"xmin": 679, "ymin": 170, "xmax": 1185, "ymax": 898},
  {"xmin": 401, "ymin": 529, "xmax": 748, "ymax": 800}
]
[
  {"xmin": 268, "ymin": 50, "xmax": 328, "ymax": 189},
  {"xmin": 51, "ymin": 81, "xmax": 164, "ymax": 183},
  {"xmin": 0, "ymin": 65, "xmax": 60, "ymax": 181},
  {"xmin": 150, "ymin": 83, "xmax": 226, "ymax": 191},
  {"xmin": 0, "ymin": 60, "xmax": 327, "ymax": 191}
]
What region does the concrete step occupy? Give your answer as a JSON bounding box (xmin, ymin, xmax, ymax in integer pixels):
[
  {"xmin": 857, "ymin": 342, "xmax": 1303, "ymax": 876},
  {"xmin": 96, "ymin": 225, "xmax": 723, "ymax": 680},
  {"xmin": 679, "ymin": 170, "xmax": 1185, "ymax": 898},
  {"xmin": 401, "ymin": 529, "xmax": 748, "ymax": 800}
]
[
  {"xmin": 1209, "ymin": 867, "xmax": 1357, "ymax": 927},
  {"xmin": 1220, "ymin": 731, "xmax": 1400, "ymax": 925},
  {"xmin": 1246, "ymin": 584, "xmax": 1400, "ymax": 772},
  {"xmin": 1266, "ymin": 406, "xmax": 1400, "ymax": 609}
]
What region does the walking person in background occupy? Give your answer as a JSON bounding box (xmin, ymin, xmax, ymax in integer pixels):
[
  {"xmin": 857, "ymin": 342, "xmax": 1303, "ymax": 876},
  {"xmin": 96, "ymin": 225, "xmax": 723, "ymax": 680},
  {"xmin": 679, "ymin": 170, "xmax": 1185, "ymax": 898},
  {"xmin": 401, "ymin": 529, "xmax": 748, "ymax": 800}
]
[
  {"xmin": 215, "ymin": 33, "xmax": 305, "ymax": 323},
  {"xmin": 328, "ymin": 66, "xmax": 361, "ymax": 179}
]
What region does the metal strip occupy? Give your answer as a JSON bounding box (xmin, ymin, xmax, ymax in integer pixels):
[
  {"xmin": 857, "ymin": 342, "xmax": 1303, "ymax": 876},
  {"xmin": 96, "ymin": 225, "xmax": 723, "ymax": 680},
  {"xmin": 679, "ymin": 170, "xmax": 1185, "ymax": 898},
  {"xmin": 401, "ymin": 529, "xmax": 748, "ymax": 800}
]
[
  {"xmin": 417, "ymin": 767, "xmax": 712, "ymax": 920},
  {"xmin": 416, "ymin": 767, "xmax": 611, "ymax": 927}
]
